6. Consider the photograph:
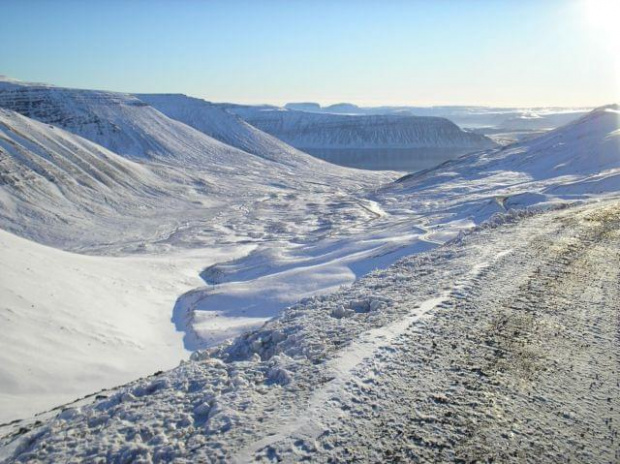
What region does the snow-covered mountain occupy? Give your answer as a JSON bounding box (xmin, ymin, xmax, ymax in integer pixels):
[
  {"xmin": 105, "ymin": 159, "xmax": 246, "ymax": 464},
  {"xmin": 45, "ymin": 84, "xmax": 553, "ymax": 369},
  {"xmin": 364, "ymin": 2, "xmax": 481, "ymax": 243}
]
[
  {"xmin": 0, "ymin": 79, "xmax": 391, "ymax": 249},
  {"xmin": 223, "ymin": 105, "xmax": 498, "ymax": 170}
]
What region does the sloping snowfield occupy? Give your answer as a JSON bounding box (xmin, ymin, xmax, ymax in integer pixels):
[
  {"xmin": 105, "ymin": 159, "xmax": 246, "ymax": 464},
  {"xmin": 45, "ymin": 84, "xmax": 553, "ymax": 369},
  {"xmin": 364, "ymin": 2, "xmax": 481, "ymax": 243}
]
[{"xmin": 0, "ymin": 230, "xmax": 255, "ymax": 421}]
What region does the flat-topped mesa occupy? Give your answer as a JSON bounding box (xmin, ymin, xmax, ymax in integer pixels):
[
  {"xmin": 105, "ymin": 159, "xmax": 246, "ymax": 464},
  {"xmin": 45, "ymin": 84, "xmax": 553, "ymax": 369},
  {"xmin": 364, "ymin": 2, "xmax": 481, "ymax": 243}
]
[
  {"xmin": 226, "ymin": 106, "xmax": 496, "ymax": 149},
  {"xmin": 222, "ymin": 104, "xmax": 498, "ymax": 170}
]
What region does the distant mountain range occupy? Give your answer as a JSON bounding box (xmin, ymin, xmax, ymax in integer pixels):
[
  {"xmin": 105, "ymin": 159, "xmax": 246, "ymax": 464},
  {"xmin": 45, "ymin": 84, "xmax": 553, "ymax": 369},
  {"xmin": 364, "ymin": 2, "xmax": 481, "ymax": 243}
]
[{"xmin": 284, "ymin": 101, "xmax": 591, "ymax": 130}]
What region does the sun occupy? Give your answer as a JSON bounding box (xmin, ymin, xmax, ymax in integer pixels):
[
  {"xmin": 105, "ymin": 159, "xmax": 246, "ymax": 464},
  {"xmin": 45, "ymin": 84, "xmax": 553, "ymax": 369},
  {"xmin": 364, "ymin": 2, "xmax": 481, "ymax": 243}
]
[
  {"xmin": 582, "ymin": 0, "xmax": 620, "ymax": 101},
  {"xmin": 583, "ymin": 0, "xmax": 620, "ymax": 42}
]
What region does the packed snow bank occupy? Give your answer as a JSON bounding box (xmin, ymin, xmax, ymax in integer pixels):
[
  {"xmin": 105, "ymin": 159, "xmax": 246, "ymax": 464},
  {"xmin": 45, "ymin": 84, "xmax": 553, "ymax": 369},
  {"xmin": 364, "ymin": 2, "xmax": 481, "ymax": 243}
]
[
  {"xmin": 0, "ymin": 229, "xmax": 252, "ymax": 423},
  {"xmin": 176, "ymin": 230, "xmax": 438, "ymax": 350}
]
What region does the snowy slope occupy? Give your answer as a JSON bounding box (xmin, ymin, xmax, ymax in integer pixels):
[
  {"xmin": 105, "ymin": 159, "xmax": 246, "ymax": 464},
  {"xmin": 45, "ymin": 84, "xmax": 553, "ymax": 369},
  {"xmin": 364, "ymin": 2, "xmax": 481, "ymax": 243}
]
[
  {"xmin": 0, "ymin": 228, "xmax": 251, "ymax": 424},
  {"xmin": 0, "ymin": 108, "xmax": 215, "ymax": 248},
  {"xmin": 1, "ymin": 105, "xmax": 616, "ymax": 461},
  {"xmin": 223, "ymin": 104, "xmax": 497, "ymax": 170},
  {"xmin": 135, "ymin": 94, "xmax": 317, "ymax": 167},
  {"xmin": 0, "ymin": 79, "xmax": 302, "ymax": 177},
  {"xmin": 0, "ymin": 83, "xmax": 617, "ymax": 459},
  {"xmin": 383, "ymin": 104, "xmax": 620, "ymax": 207},
  {"xmin": 3, "ymin": 199, "xmax": 617, "ymax": 463}
]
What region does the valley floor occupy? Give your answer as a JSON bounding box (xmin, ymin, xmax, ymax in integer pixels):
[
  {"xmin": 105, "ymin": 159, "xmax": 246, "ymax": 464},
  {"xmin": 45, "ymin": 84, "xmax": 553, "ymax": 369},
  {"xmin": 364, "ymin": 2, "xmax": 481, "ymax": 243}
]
[{"xmin": 2, "ymin": 200, "xmax": 618, "ymax": 463}]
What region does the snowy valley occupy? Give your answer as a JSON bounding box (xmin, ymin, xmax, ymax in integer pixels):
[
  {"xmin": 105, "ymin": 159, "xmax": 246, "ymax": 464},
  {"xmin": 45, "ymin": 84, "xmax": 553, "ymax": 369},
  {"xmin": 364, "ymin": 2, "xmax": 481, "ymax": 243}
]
[{"xmin": 0, "ymin": 74, "xmax": 618, "ymax": 463}]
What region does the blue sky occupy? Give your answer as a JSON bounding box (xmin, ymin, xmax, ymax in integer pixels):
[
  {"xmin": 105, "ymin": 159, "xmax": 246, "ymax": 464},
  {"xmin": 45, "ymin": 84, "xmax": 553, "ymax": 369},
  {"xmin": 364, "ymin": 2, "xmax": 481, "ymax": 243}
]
[{"xmin": 1, "ymin": 0, "xmax": 617, "ymax": 107}]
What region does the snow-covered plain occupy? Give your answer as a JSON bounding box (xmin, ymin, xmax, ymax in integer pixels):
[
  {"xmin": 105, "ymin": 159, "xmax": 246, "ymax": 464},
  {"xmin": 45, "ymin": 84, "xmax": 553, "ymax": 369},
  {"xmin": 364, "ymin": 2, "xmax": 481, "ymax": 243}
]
[{"xmin": 0, "ymin": 74, "xmax": 618, "ymax": 461}]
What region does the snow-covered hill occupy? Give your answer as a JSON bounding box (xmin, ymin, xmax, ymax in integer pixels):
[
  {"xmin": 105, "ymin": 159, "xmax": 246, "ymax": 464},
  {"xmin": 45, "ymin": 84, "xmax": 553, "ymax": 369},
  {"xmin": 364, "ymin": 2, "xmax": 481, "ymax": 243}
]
[
  {"xmin": 0, "ymin": 79, "xmax": 339, "ymax": 183},
  {"xmin": 224, "ymin": 105, "xmax": 498, "ymax": 170},
  {"xmin": 0, "ymin": 108, "xmax": 211, "ymax": 248},
  {"xmin": 383, "ymin": 104, "xmax": 620, "ymax": 210},
  {"xmin": 0, "ymin": 79, "xmax": 255, "ymax": 168},
  {"xmin": 0, "ymin": 79, "xmax": 391, "ymax": 249}
]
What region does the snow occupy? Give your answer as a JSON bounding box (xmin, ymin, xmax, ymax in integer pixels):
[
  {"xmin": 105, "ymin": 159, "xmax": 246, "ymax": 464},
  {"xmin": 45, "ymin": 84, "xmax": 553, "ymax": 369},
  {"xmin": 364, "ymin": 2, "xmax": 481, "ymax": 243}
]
[
  {"xmin": 0, "ymin": 107, "xmax": 224, "ymax": 249},
  {"xmin": 0, "ymin": 76, "xmax": 618, "ymax": 462},
  {"xmin": 134, "ymin": 94, "xmax": 315, "ymax": 168},
  {"xmin": 0, "ymin": 228, "xmax": 252, "ymax": 423},
  {"xmin": 3, "ymin": 201, "xmax": 618, "ymax": 463},
  {"xmin": 376, "ymin": 105, "xmax": 620, "ymax": 225},
  {"xmin": 0, "ymin": 79, "xmax": 400, "ymax": 422}
]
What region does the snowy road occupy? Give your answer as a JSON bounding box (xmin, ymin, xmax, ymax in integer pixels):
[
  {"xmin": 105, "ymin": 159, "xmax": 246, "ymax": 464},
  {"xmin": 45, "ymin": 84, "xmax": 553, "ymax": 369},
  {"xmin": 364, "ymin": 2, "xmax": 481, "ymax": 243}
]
[
  {"xmin": 3, "ymin": 200, "xmax": 618, "ymax": 463},
  {"xmin": 250, "ymin": 201, "xmax": 620, "ymax": 463}
]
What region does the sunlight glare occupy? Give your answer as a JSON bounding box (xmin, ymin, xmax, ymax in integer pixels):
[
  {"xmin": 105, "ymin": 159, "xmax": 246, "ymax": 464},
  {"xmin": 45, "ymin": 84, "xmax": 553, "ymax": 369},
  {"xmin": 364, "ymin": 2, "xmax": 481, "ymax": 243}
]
[{"xmin": 583, "ymin": 0, "xmax": 620, "ymax": 100}]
